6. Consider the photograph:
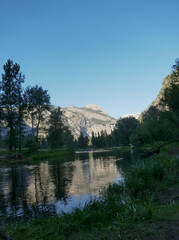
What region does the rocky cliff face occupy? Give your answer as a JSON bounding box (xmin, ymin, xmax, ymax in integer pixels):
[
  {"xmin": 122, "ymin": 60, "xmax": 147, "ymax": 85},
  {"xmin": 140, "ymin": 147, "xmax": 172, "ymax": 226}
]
[
  {"xmin": 121, "ymin": 113, "xmax": 140, "ymax": 119},
  {"xmin": 117, "ymin": 74, "xmax": 174, "ymax": 122},
  {"xmin": 138, "ymin": 72, "xmax": 176, "ymax": 121},
  {"xmin": 139, "ymin": 74, "xmax": 172, "ymax": 116},
  {"xmin": 62, "ymin": 104, "xmax": 116, "ymax": 138},
  {"xmin": 151, "ymin": 74, "xmax": 172, "ymax": 108}
]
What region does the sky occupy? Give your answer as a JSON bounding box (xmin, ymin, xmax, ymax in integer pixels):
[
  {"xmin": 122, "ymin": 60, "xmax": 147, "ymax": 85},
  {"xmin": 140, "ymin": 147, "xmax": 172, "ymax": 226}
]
[{"xmin": 0, "ymin": 0, "xmax": 179, "ymax": 118}]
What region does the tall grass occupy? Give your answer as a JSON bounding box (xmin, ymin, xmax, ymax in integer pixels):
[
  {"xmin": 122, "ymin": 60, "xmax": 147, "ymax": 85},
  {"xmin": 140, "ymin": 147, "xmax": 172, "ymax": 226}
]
[
  {"xmin": 160, "ymin": 141, "xmax": 179, "ymax": 155},
  {"xmin": 125, "ymin": 153, "xmax": 178, "ymax": 198}
]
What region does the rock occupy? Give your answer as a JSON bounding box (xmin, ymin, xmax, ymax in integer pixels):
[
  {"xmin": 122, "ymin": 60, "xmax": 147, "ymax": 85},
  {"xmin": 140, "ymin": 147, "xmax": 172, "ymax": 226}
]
[
  {"xmin": 121, "ymin": 113, "xmax": 140, "ymax": 119},
  {"xmin": 62, "ymin": 104, "xmax": 116, "ymax": 138}
]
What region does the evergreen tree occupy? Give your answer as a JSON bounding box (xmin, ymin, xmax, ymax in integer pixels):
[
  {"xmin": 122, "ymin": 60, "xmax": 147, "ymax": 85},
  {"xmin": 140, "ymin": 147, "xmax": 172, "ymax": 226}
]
[
  {"xmin": 161, "ymin": 59, "xmax": 179, "ymax": 114},
  {"xmin": 47, "ymin": 107, "xmax": 64, "ymax": 149},
  {"xmin": 0, "ymin": 103, "xmax": 3, "ymax": 147},
  {"xmin": 16, "ymin": 73, "xmax": 26, "ymax": 151},
  {"xmin": 62, "ymin": 127, "xmax": 74, "ymax": 150},
  {"xmin": 0, "ymin": 99, "xmax": 4, "ymax": 142},
  {"xmin": 78, "ymin": 132, "xmax": 89, "ymax": 149},
  {"xmin": 91, "ymin": 131, "xmax": 95, "ymax": 147},
  {"xmin": 47, "ymin": 108, "xmax": 74, "ymax": 150},
  {"xmin": 0, "ymin": 59, "xmax": 25, "ymax": 151}
]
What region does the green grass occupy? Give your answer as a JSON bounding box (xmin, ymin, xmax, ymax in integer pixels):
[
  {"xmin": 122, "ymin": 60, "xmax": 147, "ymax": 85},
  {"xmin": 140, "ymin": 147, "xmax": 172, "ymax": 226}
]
[
  {"xmin": 125, "ymin": 153, "xmax": 178, "ymax": 198},
  {"xmin": 31, "ymin": 150, "xmax": 74, "ymax": 160},
  {"xmin": 119, "ymin": 146, "xmax": 131, "ymax": 151},
  {"xmin": 0, "ymin": 149, "xmax": 74, "ymax": 165},
  {"xmin": 152, "ymin": 202, "xmax": 179, "ymax": 221},
  {"xmin": 2, "ymin": 144, "xmax": 179, "ymax": 240},
  {"xmin": 160, "ymin": 142, "xmax": 179, "ymax": 155}
]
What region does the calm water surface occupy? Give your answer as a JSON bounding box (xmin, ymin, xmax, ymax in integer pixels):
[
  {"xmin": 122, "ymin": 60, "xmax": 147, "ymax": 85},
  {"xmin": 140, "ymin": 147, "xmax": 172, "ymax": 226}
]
[{"xmin": 0, "ymin": 151, "xmax": 140, "ymax": 219}]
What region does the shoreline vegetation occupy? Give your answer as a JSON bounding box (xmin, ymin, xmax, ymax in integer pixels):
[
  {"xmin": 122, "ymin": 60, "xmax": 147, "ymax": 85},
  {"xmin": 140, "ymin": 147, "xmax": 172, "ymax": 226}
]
[
  {"xmin": 0, "ymin": 142, "xmax": 161, "ymax": 163},
  {"xmin": 1, "ymin": 142, "xmax": 179, "ymax": 240},
  {"xmin": 0, "ymin": 149, "xmax": 74, "ymax": 162},
  {"xmin": 31, "ymin": 150, "xmax": 74, "ymax": 160}
]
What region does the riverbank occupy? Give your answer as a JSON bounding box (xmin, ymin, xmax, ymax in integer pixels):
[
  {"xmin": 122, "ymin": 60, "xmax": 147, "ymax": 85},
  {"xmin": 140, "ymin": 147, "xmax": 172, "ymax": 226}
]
[
  {"xmin": 75, "ymin": 146, "xmax": 122, "ymax": 154},
  {"xmin": 31, "ymin": 150, "xmax": 74, "ymax": 160},
  {"xmin": 0, "ymin": 149, "xmax": 74, "ymax": 164},
  {"xmin": 2, "ymin": 143, "xmax": 179, "ymax": 240}
]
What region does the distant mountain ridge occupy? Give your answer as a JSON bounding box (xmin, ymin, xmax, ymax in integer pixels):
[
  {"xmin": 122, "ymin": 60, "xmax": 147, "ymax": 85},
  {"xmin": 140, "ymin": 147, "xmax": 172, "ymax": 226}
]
[{"xmin": 62, "ymin": 104, "xmax": 116, "ymax": 138}]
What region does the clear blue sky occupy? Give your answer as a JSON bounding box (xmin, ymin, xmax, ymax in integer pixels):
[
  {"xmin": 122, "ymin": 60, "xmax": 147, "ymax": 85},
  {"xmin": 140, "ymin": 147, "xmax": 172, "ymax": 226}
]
[{"xmin": 0, "ymin": 0, "xmax": 179, "ymax": 118}]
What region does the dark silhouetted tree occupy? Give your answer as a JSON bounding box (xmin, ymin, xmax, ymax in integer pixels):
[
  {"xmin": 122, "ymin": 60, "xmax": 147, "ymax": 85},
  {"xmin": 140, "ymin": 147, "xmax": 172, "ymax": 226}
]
[
  {"xmin": 161, "ymin": 59, "xmax": 179, "ymax": 114},
  {"xmin": 24, "ymin": 85, "xmax": 50, "ymax": 141},
  {"xmin": 47, "ymin": 107, "xmax": 64, "ymax": 149},
  {"xmin": 47, "ymin": 107, "xmax": 74, "ymax": 150},
  {"xmin": 78, "ymin": 132, "xmax": 89, "ymax": 149},
  {"xmin": 0, "ymin": 59, "xmax": 25, "ymax": 151},
  {"xmin": 113, "ymin": 117, "xmax": 139, "ymax": 146},
  {"xmin": 62, "ymin": 127, "xmax": 75, "ymax": 150}
]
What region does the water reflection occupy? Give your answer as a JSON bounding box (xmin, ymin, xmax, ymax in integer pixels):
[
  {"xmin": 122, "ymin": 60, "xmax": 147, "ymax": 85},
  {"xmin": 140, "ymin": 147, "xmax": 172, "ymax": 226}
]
[
  {"xmin": 0, "ymin": 151, "xmax": 140, "ymax": 219},
  {"xmin": 69, "ymin": 153, "xmax": 122, "ymax": 195}
]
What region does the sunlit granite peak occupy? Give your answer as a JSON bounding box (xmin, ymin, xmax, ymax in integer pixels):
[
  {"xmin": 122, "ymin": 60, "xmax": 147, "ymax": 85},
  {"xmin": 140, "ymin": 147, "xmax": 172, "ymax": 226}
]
[
  {"xmin": 83, "ymin": 104, "xmax": 106, "ymax": 113},
  {"xmin": 62, "ymin": 104, "xmax": 116, "ymax": 138}
]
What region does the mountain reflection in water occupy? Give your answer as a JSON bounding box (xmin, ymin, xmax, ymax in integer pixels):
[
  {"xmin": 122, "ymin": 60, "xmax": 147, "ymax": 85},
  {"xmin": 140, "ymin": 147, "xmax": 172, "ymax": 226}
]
[{"xmin": 0, "ymin": 151, "xmax": 139, "ymax": 219}]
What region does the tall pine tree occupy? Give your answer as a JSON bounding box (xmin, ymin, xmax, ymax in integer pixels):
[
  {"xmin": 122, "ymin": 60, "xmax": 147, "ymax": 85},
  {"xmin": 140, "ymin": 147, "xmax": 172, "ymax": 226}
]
[
  {"xmin": 0, "ymin": 60, "xmax": 25, "ymax": 151},
  {"xmin": 47, "ymin": 107, "xmax": 64, "ymax": 149}
]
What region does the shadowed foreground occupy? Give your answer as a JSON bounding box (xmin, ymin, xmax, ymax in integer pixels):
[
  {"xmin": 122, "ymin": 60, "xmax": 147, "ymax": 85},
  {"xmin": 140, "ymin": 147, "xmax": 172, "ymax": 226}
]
[{"xmin": 1, "ymin": 143, "xmax": 179, "ymax": 240}]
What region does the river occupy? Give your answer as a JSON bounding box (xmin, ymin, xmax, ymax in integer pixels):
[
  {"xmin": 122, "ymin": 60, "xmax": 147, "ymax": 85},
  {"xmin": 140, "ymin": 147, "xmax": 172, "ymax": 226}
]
[{"xmin": 0, "ymin": 150, "xmax": 140, "ymax": 219}]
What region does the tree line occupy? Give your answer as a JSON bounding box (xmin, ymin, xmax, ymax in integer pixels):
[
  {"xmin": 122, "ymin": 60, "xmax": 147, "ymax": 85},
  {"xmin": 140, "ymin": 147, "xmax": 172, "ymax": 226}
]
[{"xmin": 0, "ymin": 59, "xmax": 75, "ymax": 152}]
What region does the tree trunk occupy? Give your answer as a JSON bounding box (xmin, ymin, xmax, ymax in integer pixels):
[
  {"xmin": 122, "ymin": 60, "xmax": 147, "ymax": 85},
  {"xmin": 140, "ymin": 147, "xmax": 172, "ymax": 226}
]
[
  {"xmin": 36, "ymin": 112, "xmax": 41, "ymax": 142},
  {"xmin": 9, "ymin": 120, "xmax": 13, "ymax": 152},
  {"xmin": 18, "ymin": 108, "xmax": 23, "ymax": 151},
  {"xmin": 31, "ymin": 112, "xmax": 34, "ymax": 136}
]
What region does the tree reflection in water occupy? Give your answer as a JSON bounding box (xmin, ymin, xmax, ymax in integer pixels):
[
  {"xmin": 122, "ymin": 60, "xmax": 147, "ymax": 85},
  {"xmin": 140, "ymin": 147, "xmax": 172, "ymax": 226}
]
[{"xmin": 0, "ymin": 151, "xmax": 140, "ymax": 220}]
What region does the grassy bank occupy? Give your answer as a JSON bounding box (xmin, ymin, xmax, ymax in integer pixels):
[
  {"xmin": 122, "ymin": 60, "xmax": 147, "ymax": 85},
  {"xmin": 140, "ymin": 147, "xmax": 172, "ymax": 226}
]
[
  {"xmin": 31, "ymin": 150, "xmax": 74, "ymax": 160},
  {"xmin": 2, "ymin": 144, "xmax": 179, "ymax": 240},
  {"xmin": 0, "ymin": 149, "xmax": 74, "ymax": 165}
]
